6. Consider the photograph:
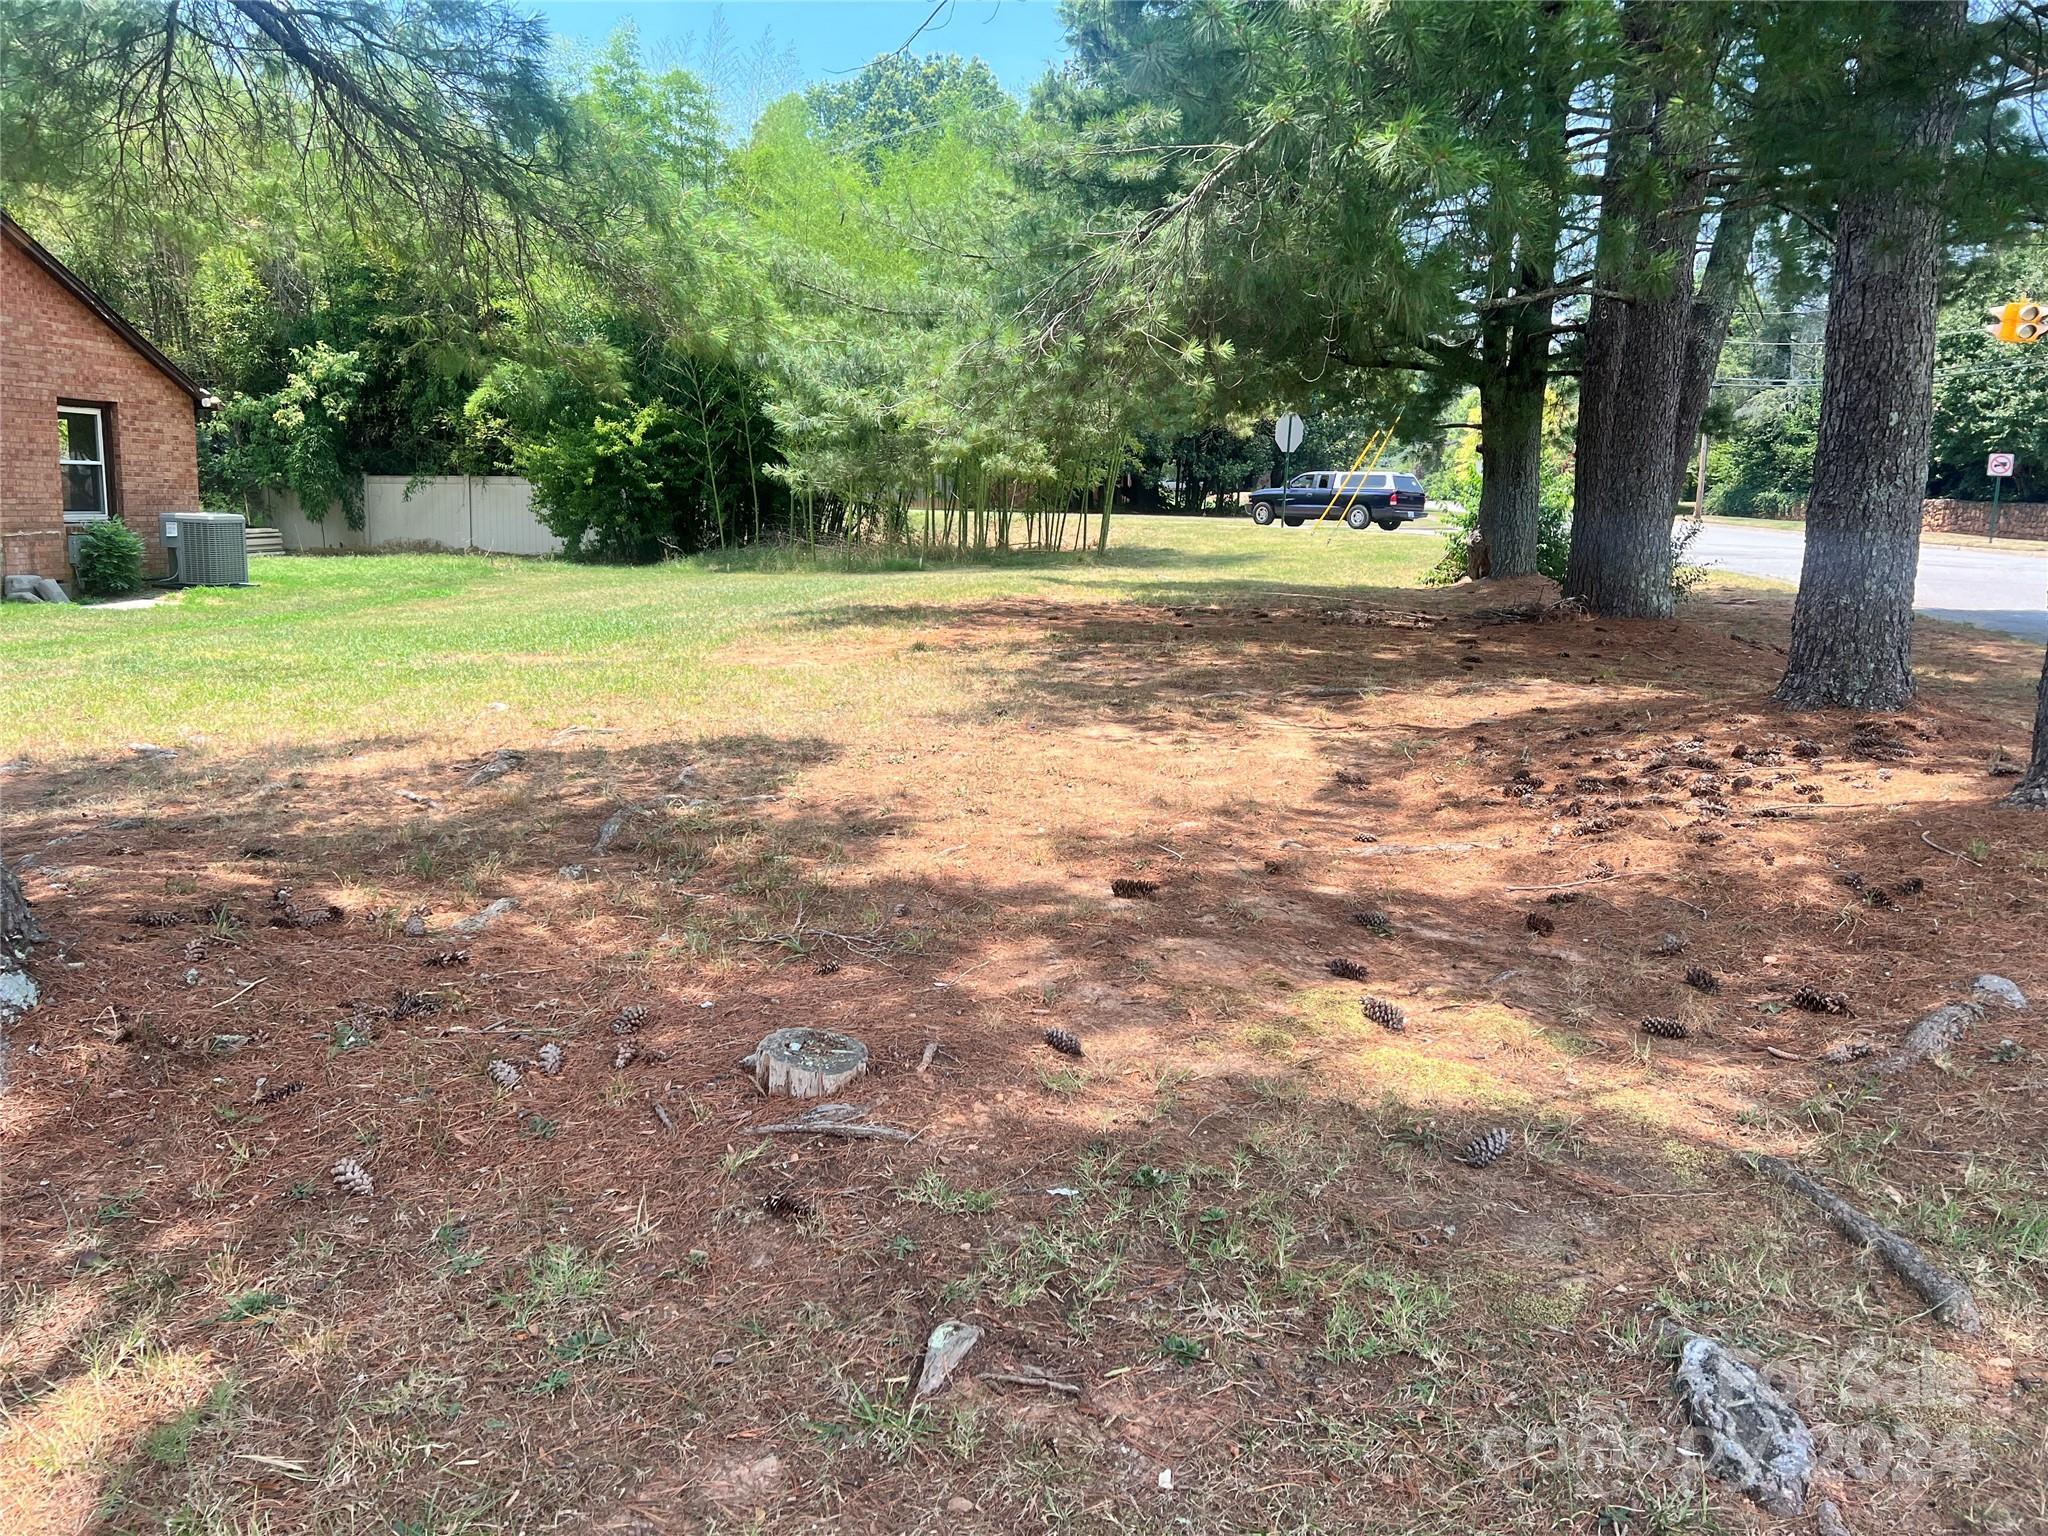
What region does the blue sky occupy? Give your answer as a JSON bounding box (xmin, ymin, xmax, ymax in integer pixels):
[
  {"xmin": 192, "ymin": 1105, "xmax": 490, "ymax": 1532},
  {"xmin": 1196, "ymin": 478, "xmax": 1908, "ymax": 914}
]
[{"xmin": 536, "ymin": 1, "xmax": 1072, "ymax": 97}]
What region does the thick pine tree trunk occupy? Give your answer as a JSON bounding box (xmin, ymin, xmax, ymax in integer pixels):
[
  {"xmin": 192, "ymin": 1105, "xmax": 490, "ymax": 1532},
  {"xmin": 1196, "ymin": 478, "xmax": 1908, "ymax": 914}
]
[
  {"xmin": 1564, "ymin": 179, "xmax": 1702, "ymax": 615},
  {"xmin": 1477, "ymin": 365, "xmax": 1545, "ymax": 577},
  {"xmin": 1672, "ymin": 204, "xmax": 1760, "ymax": 506},
  {"xmin": 2006, "ymin": 645, "xmax": 2048, "ymax": 809},
  {"xmin": 1565, "ymin": 7, "xmax": 1711, "ymax": 618},
  {"xmin": 1777, "ymin": 0, "xmax": 1967, "ymax": 712},
  {"xmin": 1472, "ymin": 5, "xmax": 1567, "ymax": 582}
]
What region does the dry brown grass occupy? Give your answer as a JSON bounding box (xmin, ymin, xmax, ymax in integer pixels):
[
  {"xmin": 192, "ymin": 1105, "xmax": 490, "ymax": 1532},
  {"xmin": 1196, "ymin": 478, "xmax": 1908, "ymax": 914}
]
[{"xmin": 2, "ymin": 570, "xmax": 2044, "ymax": 1534}]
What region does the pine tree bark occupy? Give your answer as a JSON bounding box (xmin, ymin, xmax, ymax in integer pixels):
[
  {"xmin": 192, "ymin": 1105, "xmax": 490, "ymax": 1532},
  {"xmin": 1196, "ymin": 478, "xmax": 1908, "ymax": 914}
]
[
  {"xmin": 1565, "ymin": 6, "xmax": 1712, "ymax": 618},
  {"xmin": 1477, "ymin": 361, "xmax": 1545, "ymax": 577},
  {"xmin": 1776, "ymin": 0, "xmax": 1968, "ymax": 712},
  {"xmin": 1672, "ymin": 203, "xmax": 1760, "ymax": 506},
  {"xmin": 2005, "ymin": 644, "xmax": 2048, "ymax": 809},
  {"xmin": 1472, "ymin": 1, "xmax": 1568, "ymax": 582}
]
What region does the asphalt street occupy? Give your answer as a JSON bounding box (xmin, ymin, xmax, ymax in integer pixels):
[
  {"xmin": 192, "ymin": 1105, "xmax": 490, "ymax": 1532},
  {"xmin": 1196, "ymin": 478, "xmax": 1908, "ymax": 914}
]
[{"xmin": 1688, "ymin": 521, "xmax": 2048, "ymax": 643}]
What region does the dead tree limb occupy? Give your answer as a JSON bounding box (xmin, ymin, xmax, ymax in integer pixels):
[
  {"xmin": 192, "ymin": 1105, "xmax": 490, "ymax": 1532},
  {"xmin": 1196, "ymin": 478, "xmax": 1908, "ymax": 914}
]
[
  {"xmin": 1749, "ymin": 1154, "xmax": 1982, "ymax": 1332},
  {"xmin": 750, "ymin": 1103, "xmax": 915, "ymax": 1142}
]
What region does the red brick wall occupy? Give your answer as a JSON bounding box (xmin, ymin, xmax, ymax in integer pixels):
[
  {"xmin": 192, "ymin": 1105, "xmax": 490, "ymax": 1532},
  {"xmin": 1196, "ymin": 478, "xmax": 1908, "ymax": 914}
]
[{"xmin": 1, "ymin": 234, "xmax": 201, "ymax": 589}]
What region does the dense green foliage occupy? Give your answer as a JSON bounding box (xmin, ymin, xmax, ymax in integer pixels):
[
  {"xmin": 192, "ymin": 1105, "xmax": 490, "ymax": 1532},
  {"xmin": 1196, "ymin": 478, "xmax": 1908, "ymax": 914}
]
[
  {"xmin": 72, "ymin": 519, "xmax": 146, "ymax": 597},
  {"xmin": 2, "ymin": 0, "xmax": 2042, "ymax": 571},
  {"xmin": 1708, "ymin": 390, "xmax": 1822, "ymax": 519}
]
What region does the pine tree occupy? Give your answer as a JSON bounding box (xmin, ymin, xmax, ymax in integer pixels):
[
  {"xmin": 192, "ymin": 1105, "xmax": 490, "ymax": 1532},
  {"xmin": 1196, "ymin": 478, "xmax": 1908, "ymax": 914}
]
[
  {"xmin": 2006, "ymin": 645, "xmax": 2048, "ymax": 810},
  {"xmin": 1776, "ymin": 1, "xmax": 1973, "ymax": 710},
  {"xmin": 1565, "ymin": 3, "xmax": 1722, "ymax": 618}
]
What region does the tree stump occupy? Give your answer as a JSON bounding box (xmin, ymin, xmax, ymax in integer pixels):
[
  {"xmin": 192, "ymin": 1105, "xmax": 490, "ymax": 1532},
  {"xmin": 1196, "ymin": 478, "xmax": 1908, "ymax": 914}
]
[{"xmin": 744, "ymin": 1027, "xmax": 868, "ymax": 1098}]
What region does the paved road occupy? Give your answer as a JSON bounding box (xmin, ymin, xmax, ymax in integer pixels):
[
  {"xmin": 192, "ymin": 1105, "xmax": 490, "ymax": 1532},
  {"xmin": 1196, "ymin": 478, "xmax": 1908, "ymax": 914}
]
[{"xmin": 1690, "ymin": 521, "xmax": 2048, "ymax": 643}]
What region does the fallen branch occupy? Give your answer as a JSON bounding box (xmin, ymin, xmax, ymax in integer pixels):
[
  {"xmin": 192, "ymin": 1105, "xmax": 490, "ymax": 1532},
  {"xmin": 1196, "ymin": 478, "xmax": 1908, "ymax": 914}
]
[
  {"xmin": 981, "ymin": 1371, "xmax": 1082, "ymax": 1395},
  {"xmin": 1748, "ymin": 1154, "xmax": 1982, "ymax": 1332},
  {"xmin": 751, "ymin": 1102, "xmax": 915, "ymax": 1142},
  {"xmin": 1503, "ymin": 873, "xmax": 1624, "ymax": 893},
  {"xmin": 210, "ymin": 977, "xmax": 268, "ymax": 1009},
  {"xmin": 916, "ymin": 1041, "xmax": 939, "ymax": 1074},
  {"xmin": 1919, "ymin": 829, "xmax": 1982, "ymax": 865},
  {"xmin": 1354, "ymin": 841, "xmax": 1499, "ymax": 859}
]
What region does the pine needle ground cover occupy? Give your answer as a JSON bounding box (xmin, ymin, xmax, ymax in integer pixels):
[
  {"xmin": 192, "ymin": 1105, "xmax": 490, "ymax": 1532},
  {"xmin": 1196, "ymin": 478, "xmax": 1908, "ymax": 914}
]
[{"xmin": 2, "ymin": 521, "xmax": 2044, "ymax": 1535}]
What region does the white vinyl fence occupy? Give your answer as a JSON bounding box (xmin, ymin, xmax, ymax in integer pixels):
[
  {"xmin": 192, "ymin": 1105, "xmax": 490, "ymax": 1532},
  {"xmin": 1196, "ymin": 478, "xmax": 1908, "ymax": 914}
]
[{"xmin": 259, "ymin": 476, "xmax": 563, "ymax": 556}]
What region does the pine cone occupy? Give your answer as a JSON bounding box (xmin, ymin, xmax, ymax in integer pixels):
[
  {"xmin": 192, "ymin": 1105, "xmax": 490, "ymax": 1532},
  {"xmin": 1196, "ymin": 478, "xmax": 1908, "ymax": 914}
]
[
  {"xmin": 1352, "ymin": 909, "xmax": 1394, "ymax": 938},
  {"xmin": 1653, "ymin": 932, "xmax": 1689, "ymax": 956},
  {"xmin": 132, "ymin": 909, "xmax": 185, "ymax": 928},
  {"xmin": 1326, "ymin": 957, "xmax": 1370, "ymax": 982},
  {"xmin": 1862, "ymin": 886, "xmax": 1895, "ymax": 910},
  {"xmin": 1525, "ymin": 911, "xmax": 1556, "ymax": 936},
  {"xmin": 256, "ymin": 1080, "xmax": 304, "ymax": 1105},
  {"xmin": 1892, "ymin": 877, "xmax": 1925, "ymax": 898},
  {"xmin": 1111, "ymin": 877, "xmax": 1159, "ymax": 899},
  {"xmin": 426, "ymin": 948, "xmax": 469, "ymax": 968},
  {"xmin": 1361, "ymin": 996, "xmax": 1406, "ymax": 1033},
  {"xmin": 1457, "ymin": 1127, "xmax": 1512, "ymax": 1168},
  {"xmin": 537, "ymin": 1042, "xmax": 564, "ymax": 1076},
  {"xmin": 1545, "ymin": 892, "xmax": 1580, "ymax": 906},
  {"xmin": 762, "ymin": 1189, "xmax": 814, "ymax": 1221},
  {"xmin": 391, "ymin": 991, "xmax": 439, "ymax": 1020},
  {"xmin": 613, "ymin": 1040, "xmax": 638, "ymax": 1070},
  {"xmin": 1641, "ymin": 1016, "xmax": 1690, "ymax": 1040},
  {"xmin": 1044, "ymin": 1027, "xmax": 1083, "ymax": 1057},
  {"xmin": 1683, "ymin": 966, "xmax": 1720, "ymax": 995},
  {"xmin": 1836, "ymin": 871, "xmax": 1866, "ymax": 892},
  {"xmin": 271, "ymin": 895, "xmax": 342, "ymax": 929},
  {"xmin": 488, "ymin": 1058, "xmax": 522, "ymax": 1090},
  {"xmin": 1789, "ymin": 986, "xmax": 1851, "ymax": 1016},
  {"xmin": 610, "ymin": 1004, "xmax": 648, "ymax": 1035},
  {"xmin": 816, "ymin": 957, "xmax": 841, "ymax": 976},
  {"xmin": 332, "ymin": 1157, "xmax": 374, "ymax": 1197}
]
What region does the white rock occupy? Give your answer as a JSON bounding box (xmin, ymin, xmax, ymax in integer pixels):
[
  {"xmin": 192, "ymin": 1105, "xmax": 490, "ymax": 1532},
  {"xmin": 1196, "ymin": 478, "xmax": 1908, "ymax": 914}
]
[
  {"xmin": 913, "ymin": 1320, "xmax": 981, "ymax": 1400},
  {"xmin": 1972, "ymin": 974, "xmax": 2027, "ymax": 1011}
]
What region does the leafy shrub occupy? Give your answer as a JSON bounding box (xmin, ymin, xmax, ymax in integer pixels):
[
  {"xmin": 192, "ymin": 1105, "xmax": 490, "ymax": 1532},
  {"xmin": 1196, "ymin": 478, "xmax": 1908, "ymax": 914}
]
[
  {"xmin": 1707, "ymin": 387, "xmax": 1819, "ymax": 519},
  {"xmin": 1426, "ymin": 500, "xmax": 1706, "ymax": 602},
  {"xmin": 518, "ymin": 404, "xmax": 726, "ymax": 561},
  {"xmin": 1423, "ymin": 496, "xmax": 1571, "ymax": 586},
  {"xmin": 73, "ymin": 518, "xmax": 146, "ymax": 596},
  {"xmin": 202, "ymin": 343, "xmax": 368, "ymax": 528}
]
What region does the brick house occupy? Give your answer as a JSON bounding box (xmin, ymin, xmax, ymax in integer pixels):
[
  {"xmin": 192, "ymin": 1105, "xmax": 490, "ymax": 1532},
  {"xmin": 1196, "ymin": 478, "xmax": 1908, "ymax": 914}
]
[{"xmin": 2, "ymin": 212, "xmax": 212, "ymax": 592}]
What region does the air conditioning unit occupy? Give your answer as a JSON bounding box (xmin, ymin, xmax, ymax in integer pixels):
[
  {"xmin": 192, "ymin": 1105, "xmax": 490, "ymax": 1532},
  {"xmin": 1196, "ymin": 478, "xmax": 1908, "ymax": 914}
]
[
  {"xmin": 65, "ymin": 511, "xmax": 109, "ymax": 567},
  {"xmin": 167, "ymin": 511, "xmax": 251, "ymax": 586}
]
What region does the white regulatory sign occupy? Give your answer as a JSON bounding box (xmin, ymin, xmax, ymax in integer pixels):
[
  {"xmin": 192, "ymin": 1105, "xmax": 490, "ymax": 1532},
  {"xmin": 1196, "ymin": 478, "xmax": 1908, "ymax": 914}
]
[
  {"xmin": 1274, "ymin": 413, "xmax": 1304, "ymax": 454},
  {"xmin": 1986, "ymin": 452, "xmax": 2015, "ymax": 478}
]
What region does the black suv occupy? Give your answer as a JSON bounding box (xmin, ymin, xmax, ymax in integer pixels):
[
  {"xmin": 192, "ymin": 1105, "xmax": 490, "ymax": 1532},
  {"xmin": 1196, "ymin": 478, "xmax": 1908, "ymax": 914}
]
[{"xmin": 1248, "ymin": 470, "xmax": 1428, "ymax": 529}]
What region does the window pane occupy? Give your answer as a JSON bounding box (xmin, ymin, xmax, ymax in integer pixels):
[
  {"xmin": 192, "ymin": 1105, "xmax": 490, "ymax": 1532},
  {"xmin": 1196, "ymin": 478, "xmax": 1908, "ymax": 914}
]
[
  {"xmin": 63, "ymin": 463, "xmax": 106, "ymax": 514},
  {"xmin": 58, "ymin": 410, "xmax": 101, "ymax": 463}
]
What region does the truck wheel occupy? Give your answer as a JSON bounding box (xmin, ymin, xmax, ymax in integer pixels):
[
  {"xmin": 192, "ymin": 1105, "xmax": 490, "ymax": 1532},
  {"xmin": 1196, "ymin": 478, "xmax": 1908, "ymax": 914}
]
[
  {"xmin": 1346, "ymin": 507, "xmax": 1370, "ymax": 530},
  {"xmin": 1251, "ymin": 502, "xmax": 1276, "ymax": 526},
  {"xmin": 1375, "ymin": 519, "xmax": 1402, "ymax": 531}
]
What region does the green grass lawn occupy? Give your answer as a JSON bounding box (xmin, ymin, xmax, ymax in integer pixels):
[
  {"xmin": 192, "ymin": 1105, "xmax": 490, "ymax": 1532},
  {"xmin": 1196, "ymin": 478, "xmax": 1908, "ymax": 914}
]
[{"xmin": 0, "ymin": 516, "xmax": 1441, "ymax": 758}]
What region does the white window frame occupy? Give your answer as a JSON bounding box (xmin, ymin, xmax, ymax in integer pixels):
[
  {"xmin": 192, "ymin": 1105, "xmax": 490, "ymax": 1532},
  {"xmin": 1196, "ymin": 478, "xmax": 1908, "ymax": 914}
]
[{"xmin": 59, "ymin": 405, "xmax": 108, "ymax": 518}]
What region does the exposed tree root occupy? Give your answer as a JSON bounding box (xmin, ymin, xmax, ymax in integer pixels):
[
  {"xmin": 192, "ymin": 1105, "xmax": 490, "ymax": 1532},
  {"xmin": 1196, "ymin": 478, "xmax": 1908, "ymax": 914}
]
[{"xmin": 1749, "ymin": 1154, "xmax": 1982, "ymax": 1332}]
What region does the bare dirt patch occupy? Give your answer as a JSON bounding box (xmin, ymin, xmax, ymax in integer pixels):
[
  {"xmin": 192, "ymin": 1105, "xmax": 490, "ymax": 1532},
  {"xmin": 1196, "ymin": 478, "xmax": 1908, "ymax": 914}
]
[{"xmin": 3, "ymin": 581, "xmax": 2044, "ymax": 1534}]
